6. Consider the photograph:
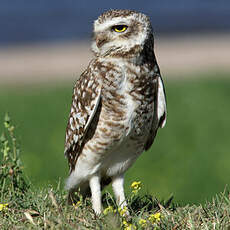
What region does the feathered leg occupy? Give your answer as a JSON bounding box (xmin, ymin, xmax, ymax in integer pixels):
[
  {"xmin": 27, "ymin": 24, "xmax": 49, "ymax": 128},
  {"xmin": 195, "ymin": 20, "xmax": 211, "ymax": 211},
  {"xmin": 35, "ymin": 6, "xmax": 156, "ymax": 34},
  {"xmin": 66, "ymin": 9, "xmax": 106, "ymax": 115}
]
[
  {"xmin": 89, "ymin": 174, "xmax": 102, "ymax": 214},
  {"xmin": 112, "ymin": 174, "xmax": 127, "ymax": 209}
]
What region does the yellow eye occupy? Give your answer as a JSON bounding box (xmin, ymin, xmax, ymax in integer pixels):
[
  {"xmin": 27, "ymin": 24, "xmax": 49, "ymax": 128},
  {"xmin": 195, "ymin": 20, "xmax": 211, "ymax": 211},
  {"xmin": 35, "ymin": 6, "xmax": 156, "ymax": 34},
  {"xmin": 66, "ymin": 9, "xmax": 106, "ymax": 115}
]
[{"xmin": 112, "ymin": 25, "xmax": 128, "ymax": 33}]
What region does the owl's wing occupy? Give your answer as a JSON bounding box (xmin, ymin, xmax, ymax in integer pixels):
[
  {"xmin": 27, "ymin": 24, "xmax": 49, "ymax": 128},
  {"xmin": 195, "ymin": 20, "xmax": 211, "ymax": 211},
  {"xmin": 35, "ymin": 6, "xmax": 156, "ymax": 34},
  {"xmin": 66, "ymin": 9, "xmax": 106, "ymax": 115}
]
[
  {"xmin": 145, "ymin": 73, "xmax": 167, "ymax": 151},
  {"xmin": 64, "ymin": 72, "xmax": 101, "ymax": 173},
  {"xmin": 157, "ymin": 75, "xmax": 167, "ymax": 128}
]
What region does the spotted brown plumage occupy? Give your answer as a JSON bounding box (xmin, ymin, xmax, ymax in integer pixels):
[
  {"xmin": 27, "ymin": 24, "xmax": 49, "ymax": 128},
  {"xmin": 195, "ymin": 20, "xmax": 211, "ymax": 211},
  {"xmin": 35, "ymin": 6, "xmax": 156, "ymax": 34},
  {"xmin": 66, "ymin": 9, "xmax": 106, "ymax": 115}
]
[
  {"xmin": 64, "ymin": 67, "xmax": 101, "ymax": 173},
  {"xmin": 64, "ymin": 9, "xmax": 167, "ymax": 214}
]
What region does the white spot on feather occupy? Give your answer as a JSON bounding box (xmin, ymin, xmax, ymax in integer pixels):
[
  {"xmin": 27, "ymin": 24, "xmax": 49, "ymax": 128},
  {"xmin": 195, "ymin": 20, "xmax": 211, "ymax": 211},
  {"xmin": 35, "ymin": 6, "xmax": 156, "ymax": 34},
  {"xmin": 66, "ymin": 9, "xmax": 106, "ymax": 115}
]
[
  {"xmin": 79, "ymin": 116, "xmax": 86, "ymax": 125},
  {"xmin": 78, "ymin": 102, "xmax": 81, "ymax": 110},
  {"xmin": 73, "ymin": 134, "xmax": 79, "ymax": 142},
  {"xmin": 74, "ymin": 112, "xmax": 82, "ymax": 120},
  {"xmin": 70, "ymin": 117, "xmax": 75, "ymax": 130},
  {"xmin": 88, "ymin": 80, "xmax": 93, "ymax": 88}
]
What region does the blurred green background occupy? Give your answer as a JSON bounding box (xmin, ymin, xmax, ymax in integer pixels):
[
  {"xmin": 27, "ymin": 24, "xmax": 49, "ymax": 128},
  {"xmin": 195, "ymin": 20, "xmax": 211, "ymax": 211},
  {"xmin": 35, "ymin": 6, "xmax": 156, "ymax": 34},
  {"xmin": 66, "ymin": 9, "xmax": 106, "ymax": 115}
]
[{"xmin": 1, "ymin": 72, "xmax": 229, "ymax": 205}]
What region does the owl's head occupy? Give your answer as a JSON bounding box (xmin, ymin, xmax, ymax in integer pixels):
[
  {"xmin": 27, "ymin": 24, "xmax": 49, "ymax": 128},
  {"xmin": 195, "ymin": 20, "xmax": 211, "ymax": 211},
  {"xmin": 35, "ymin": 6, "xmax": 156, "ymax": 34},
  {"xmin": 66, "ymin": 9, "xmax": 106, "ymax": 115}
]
[{"xmin": 92, "ymin": 10, "xmax": 153, "ymax": 58}]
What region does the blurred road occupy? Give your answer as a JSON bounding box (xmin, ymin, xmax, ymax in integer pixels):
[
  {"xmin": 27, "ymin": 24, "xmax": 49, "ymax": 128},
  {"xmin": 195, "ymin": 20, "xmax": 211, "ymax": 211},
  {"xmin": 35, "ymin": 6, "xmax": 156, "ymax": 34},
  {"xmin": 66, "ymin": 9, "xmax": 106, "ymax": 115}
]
[{"xmin": 0, "ymin": 33, "xmax": 229, "ymax": 85}]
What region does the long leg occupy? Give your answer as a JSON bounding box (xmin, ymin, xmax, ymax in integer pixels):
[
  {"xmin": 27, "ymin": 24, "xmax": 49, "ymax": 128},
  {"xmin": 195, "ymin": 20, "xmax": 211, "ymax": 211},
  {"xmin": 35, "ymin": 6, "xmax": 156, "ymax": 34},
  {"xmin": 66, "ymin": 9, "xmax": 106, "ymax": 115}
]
[
  {"xmin": 112, "ymin": 174, "xmax": 127, "ymax": 208},
  {"xmin": 89, "ymin": 174, "xmax": 102, "ymax": 214}
]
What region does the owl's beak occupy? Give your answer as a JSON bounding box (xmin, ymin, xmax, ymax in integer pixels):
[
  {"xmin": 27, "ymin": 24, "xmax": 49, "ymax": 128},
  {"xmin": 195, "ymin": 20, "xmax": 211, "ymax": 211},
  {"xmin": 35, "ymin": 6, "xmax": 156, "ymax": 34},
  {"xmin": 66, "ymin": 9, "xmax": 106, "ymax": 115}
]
[{"xmin": 95, "ymin": 33, "xmax": 107, "ymax": 48}]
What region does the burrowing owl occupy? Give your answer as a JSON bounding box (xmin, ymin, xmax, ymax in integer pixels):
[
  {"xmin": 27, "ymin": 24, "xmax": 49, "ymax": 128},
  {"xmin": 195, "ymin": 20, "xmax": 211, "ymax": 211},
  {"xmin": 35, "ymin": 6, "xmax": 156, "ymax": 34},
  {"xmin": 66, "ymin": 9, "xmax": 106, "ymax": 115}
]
[{"xmin": 64, "ymin": 9, "xmax": 167, "ymax": 214}]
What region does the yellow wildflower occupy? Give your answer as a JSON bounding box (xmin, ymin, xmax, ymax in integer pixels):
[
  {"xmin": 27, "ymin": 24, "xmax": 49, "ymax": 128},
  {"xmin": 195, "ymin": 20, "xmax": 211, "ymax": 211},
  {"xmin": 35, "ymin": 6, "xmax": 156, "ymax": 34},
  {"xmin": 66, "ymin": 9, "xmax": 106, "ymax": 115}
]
[
  {"xmin": 149, "ymin": 212, "xmax": 161, "ymax": 223},
  {"xmin": 139, "ymin": 218, "xmax": 147, "ymax": 227},
  {"xmin": 154, "ymin": 212, "xmax": 161, "ymax": 221},
  {"xmin": 118, "ymin": 206, "xmax": 128, "ymax": 216},
  {"xmin": 123, "ymin": 220, "xmax": 128, "ymax": 226},
  {"xmin": 0, "ymin": 203, "xmax": 8, "ymax": 211},
  {"xmin": 103, "ymin": 205, "xmax": 114, "ymax": 215},
  {"xmin": 124, "ymin": 225, "xmax": 136, "ymax": 230},
  {"xmin": 131, "ymin": 181, "xmax": 141, "ymax": 190},
  {"xmin": 72, "ymin": 201, "xmax": 81, "ymax": 209},
  {"xmin": 123, "ymin": 220, "xmax": 136, "ymax": 230},
  {"xmin": 131, "ymin": 181, "xmax": 142, "ymax": 195}
]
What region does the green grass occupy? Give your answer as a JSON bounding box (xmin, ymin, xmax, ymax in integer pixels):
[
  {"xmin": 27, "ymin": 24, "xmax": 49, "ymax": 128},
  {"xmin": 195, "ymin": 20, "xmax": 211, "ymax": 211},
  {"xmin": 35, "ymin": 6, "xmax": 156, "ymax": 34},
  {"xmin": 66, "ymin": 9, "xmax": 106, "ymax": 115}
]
[
  {"xmin": 2, "ymin": 184, "xmax": 230, "ymax": 229},
  {"xmin": 0, "ymin": 73, "xmax": 230, "ymax": 206},
  {"xmin": 1, "ymin": 118, "xmax": 230, "ymax": 229}
]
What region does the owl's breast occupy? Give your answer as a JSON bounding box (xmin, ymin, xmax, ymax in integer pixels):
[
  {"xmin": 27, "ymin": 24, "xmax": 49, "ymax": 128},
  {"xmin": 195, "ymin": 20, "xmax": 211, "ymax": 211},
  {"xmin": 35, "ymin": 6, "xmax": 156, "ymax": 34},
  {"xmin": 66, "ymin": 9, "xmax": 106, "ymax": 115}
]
[
  {"xmin": 125, "ymin": 86, "xmax": 155, "ymax": 140},
  {"xmin": 99, "ymin": 64, "xmax": 156, "ymax": 144},
  {"xmin": 84, "ymin": 60, "xmax": 157, "ymax": 157},
  {"xmin": 125, "ymin": 64, "xmax": 157, "ymax": 137}
]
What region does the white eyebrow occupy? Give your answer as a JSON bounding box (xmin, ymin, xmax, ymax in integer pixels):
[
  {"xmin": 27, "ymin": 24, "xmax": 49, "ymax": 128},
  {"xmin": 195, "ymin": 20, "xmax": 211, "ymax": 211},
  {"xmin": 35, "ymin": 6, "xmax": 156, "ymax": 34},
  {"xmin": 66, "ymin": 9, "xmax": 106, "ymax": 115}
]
[{"xmin": 94, "ymin": 15, "xmax": 135, "ymax": 32}]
